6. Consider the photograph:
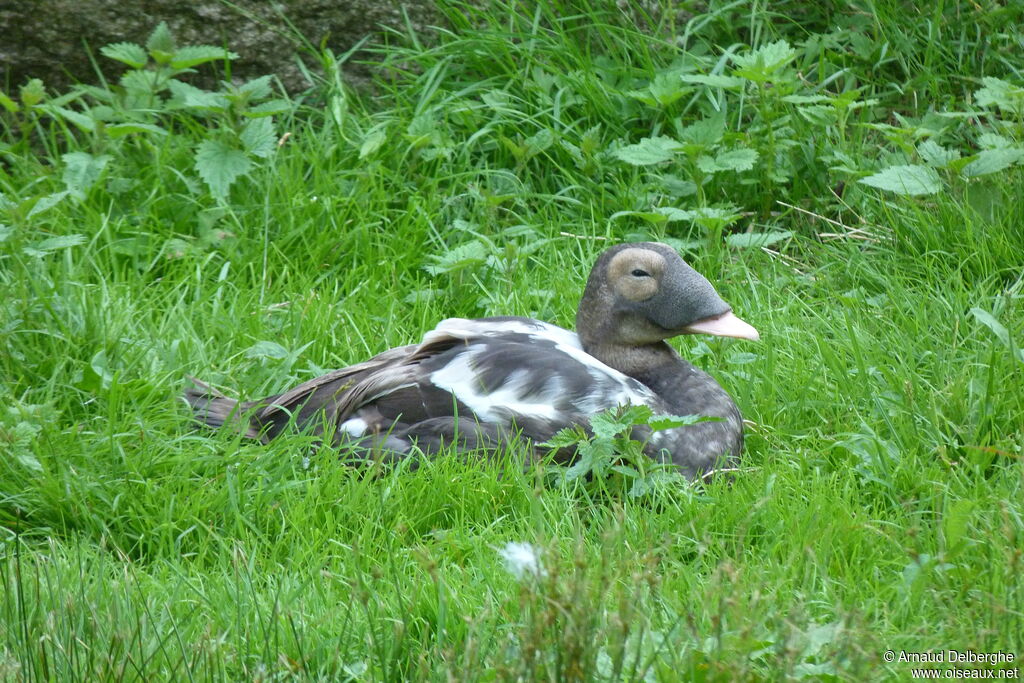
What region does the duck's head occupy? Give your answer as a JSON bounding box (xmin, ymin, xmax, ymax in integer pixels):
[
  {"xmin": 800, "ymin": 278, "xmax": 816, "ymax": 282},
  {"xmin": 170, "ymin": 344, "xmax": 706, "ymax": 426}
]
[{"xmin": 576, "ymin": 242, "xmax": 759, "ymax": 349}]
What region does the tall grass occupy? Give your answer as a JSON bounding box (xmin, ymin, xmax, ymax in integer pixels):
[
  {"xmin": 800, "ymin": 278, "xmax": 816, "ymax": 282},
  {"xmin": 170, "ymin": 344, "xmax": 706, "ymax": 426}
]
[{"xmin": 1, "ymin": 0, "xmax": 1022, "ymax": 679}]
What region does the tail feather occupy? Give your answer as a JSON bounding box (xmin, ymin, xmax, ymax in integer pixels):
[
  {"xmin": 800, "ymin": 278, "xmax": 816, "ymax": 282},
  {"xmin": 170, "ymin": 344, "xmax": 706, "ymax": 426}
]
[{"xmin": 183, "ymin": 376, "xmax": 262, "ymax": 440}]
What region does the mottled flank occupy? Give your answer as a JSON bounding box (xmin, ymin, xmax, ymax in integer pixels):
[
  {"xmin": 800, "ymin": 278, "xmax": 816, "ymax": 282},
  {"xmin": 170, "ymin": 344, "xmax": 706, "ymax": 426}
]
[{"xmin": 184, "ymin": 243, "xmax": 757, "ymax": 479}]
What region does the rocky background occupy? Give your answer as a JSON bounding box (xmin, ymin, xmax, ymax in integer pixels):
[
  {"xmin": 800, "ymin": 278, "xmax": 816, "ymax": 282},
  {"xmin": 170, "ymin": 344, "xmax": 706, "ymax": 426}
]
[{"xmin": 1, "ymin": 0, "xmax": 445, "ymax": 93}]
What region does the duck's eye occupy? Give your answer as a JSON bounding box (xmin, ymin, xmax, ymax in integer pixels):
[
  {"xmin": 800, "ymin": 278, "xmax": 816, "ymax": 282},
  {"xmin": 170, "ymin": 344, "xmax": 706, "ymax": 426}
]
[{"xmin": 631, "ymin": 268, "xmax": 650, "ymax": 278}]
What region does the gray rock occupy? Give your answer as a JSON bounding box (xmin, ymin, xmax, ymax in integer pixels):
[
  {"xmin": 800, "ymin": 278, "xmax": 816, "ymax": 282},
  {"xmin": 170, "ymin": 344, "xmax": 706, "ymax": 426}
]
[{"xmin": 0, "ymin": 0, "xmax": 445, "ymax": 94}]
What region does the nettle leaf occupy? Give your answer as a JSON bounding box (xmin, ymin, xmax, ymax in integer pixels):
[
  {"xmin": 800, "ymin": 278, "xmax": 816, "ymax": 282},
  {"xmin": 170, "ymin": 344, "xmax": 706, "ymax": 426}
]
[
  {"xmin": 679, "ymin": 115, "xmax": 725, "ymax": 147},
  {"xmin": 46, "ymin": 106, "xmax": 94, "ymax": 132},
  {"xmin": 697, "ymin": 148, "xmax": 758, "ymax": 173},
  {"xmin": 26, "ymin": 191, "xmax": 69, "ymax": 219},
  {"xmin": 171, "ymin": 45, "xmax": 238, "ymax": 69},
  {"xmin": 238, "ymin": 75, "xmax": 274, "ymax": 100},
  {"xmin": 100, "ymin": 42, "xmax": 148, "ymax": 68},
  {"xmin": 245, "ymin": 341, "xmax": 289, "ymax": 361},
  {"xmin": 732, "ymin": 40, "xmax": 797, "ymax": 81},
  {"xmin": 961, "ymin": 148, "xmax": 1024, "ymax": 177},
  {"xmin": 23, "ymin": 234, "xmax": 86, "ymax": 257},
  {"xmin": 423, "ymin": 240, "xmax": 489, "ymax": 275},
  {"xmin": 105, "ymin": 122, "xmax": 168, "ymax": 138},
  {"xmin": 195, "ymin": 139, "xmax": 252, "ymax": 198},
  {"xmin": 613, "ymin": 136, "xmax": 681, "ymax": 165},
  {"xmin": 168, "ymin": 80, "xmax": 229, "ymax": 110},
  {"xmin": 858, "ymin": 165, "xmax": 942, "ymax": 196},
  {"xmin": 19, "ymin": 79, "xmax": 46, "ymax": 107},
  {"xmin": 974, "ymin": 77, "xmax": 1024, "ymax": 115},
  {"xmin": 917, "ymin": 139, "xmax": 959, "ymax": 168},
  {"xmin": 977, "ymin": 132, "xmax": 1013, "ymax": 149},
  {"xmin": 359, "ymin": 127, "xmax": 387, "ymax": 159},
  {"xmin": 245, "ymin": 99, "xmax": 291, "ymax": 117},
  {"xmin": 62, "ymin": 151, "xmax": 111, "ymax": 198},
  {"xmin": 240, "ymin": 117, "xmax": 276, "ymax": 158},
  {"xmin": 146, "ymin": 22, "xmax": 177, "ymax": 63},
  {"xmin": 725, "ymin": 230, "xmax": 794, "ymax": 248},
  {"xmin": 679, "ymin": 74, "xmax": 744, "ymax": 89}
]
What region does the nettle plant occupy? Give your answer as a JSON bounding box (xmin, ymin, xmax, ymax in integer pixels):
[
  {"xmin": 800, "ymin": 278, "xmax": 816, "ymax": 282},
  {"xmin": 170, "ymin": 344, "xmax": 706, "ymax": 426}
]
[
  {"xmin": 0, "ymin": 22, "xmax": 287, "ymax": 235},
  {"xmin": 609, "ymin": 40, "xmax": 867, "ymax": 249},
  {"xmin": 856, "ymin": 77, "xmax": 1024, "ymax": 197}
]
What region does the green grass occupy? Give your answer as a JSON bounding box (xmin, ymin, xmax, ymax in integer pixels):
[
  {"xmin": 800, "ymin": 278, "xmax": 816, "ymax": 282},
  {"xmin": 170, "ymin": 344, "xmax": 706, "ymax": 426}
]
[{"xmin": 2, "ymin": 1, "xmax": 1023, "ymax": 680}]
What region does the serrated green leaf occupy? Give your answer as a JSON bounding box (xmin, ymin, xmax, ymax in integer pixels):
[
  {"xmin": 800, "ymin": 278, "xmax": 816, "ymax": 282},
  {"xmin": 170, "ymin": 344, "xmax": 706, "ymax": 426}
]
[
  {"xmin": 100, "ymin": 42, "xmax": 148, "ymax": 68},
  {"xmin": 679, "ymin": 74, "xmax": 744, "ymax": 89},
  {"xmin": 240, "ymin": 117, "xmax": 276, "ymax": 158},
  {"xmin": 238, "ymin": 75, "xmax": 273, "ymax": 99},
  {"xmin": 961, "ymin": 148, "xmax": 1024, "ymax": 177},
  {"xmin": 974, "ymin": 77, "xmax": 1024, "ymax": 115},
  {"xmin": 62, "ymin": 152, "xmax": 111, "ymax": 198},
  {"xmin": 423, "ymin": 241, "xmax": 489, "ymax": 275},
  {"xmin": 195, "ymin": 139, "xmax": 252, "ymax": 198},
  {"xmin": 146, "ymin": 22, "xmax": 177, "ymax": 62},
  {"xmin": 120, "ymin": 70, "xmax": 163, "ymax": 96},
  {"xmin": 23, "ymin": 233, "xmax": 86, "ymax": 257},
  {"xmin": 0, "ymin": 224, "xmax": 12, "ymax": 243},
  {"xmin": 105, "ymin": 122, "xmax": 168, "ymax": 138},
  {"xmin": 942, "ymin": 499, "xmax": 975, "ymax": 556},
  {"xmin": 245, "ymin": 341, "xmax": 290, "ymax": 360},
  {"xmin": 26, "ymin": 191, "xmax": 69, "ymax": 219},
  {"xmin": 46, "ymin": 106, "xmax": 94, "ymax": 132},
  {"xmin": 613, "ymin": 136, "xmax": 681, "ymax": 165},
  {"xmin": 20, "ymin": 79, "xmax": 46, "ymax": 107},
  {"xmin": 679, "ymin": 115, "xmax": 725, "ymax": 147},
  {"xmin": 732, "ymin": 40, "xmax": 796, "ymax": 80},
  {"xmin": 725, "ymin": 230, "xmax": 794, "ymax": 248},
  {"xmin": 698, "ymin": 148, "xmax": 758, "ymax": 173},
  {"xmin": 359, "ymin": 128, "xmax": 387, "ymax": 159},
  {"xmin": 917, "ymin": 139, "xmax": 959, "ymax": 168},
  {"xmin": 245, "ymin": 99, "xmax": 291, "ymax": 117},
  {"xmin": 977, "ymin": 132, "xmax": 1012, "ymax": 150},
  {"xmin": 857, "ymin": 165, "xmax": 942, "ymax": 196},
  {"xmin": 167, "ymin": 80, "xmax": 229, "ymax": 110},
  {"xmin": 171, "ymin": 45, "xmax": 238, "ymax": 69}
]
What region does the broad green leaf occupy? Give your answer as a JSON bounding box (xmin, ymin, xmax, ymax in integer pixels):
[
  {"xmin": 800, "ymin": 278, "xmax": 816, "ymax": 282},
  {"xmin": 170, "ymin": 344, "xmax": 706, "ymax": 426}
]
[
  {"xmin": 47, "ymin": 106, "xmax": 94, "ymax": 132},
  {"xmin": 679, "ymin": 74, "xmax": 743, "ymax": 89},
  {"xmin": 240, "ymin": 117, "xmax": 276, "ymax": 158},
  {"xmin": 732, "ymin": 40, "xmax": 796, "ymax": 81},
  {"xmin": 961, "ymin": 148, "xmax": 1024, "ymax": 177},
  {"xmin": 0, "ymin": 224, "xmax": 11, "ymax": 242},
  {"xmin": 105, "ymin": 122, "xmax": 168, "ymax": 138},
  {"xmin": 146, "ymin": 22, "xmax": 177, "ymax": 63},
  {"xmin": 238, "ymin": 75, "xmax": 274, "ymax": 99},
  {"xmin": 977, "ymin": 132, "xmax": 1012, "ymax": 149},
  {"xmin": 120, "ymin": 70, "xmax": 163, "ymax": 96},
  {"xmin": 23, "ymin": 233, "xmax": 86, "ymax": 257},
  {"xmin": 62, "ymin": 152, "xmax": 111, "ymax": 198},
  {"xmin": 970, "ymin": 307, "xmax": 1023, "ymax": 362},
  {"xmin": 423, "ymin": 240, "xmax": 489, "ymax": 275},
  {"xmin": 100, "ymin": 42, "xmax": 148, "ymax": 68},
  {"xmin": 171, "ymin": 45, "xmax": 238, "ymax": 69},
  {"xmin": 612, "ymin": 136, "xmax": 681, "ymax": 165},
  {"xmin": 168, "ymin": 80, "xmax": 229, "ymax": 110},
  {"xmin": 679, "ymin": 115, "xmax": 725, "ymax": 146},
  {"xmin": 245, "ymin": 341, "xmax": 289, "ymax": 361},
  {"xmin": 245, "ymin": 99, "xmax": 291, "ymax": 117},
  {"xmin": 19, "ymin": 79, "xmax": 46, "ymax": 106},
  {"xmin": 0, "ymin": 90, "xmax": 19, "ymax": 113},
  {"xmin": 857, "ymin": 165, "xmax": 942, "ymax": 196},
  {"xmin": 725, "ymin": 230, "xmax": 794, "ymax": 248},
  {"xmin": 524, "ymin": 128, "xmax": 554, "ymax": 154},
  {"xmin": 917, "ymin": 139, "xmax": 959, "ymax": 168},
  {"xmin": 974, "ymin": 77, "xmax": 1024, "ymax": 115},
  {"xmin": 697, "ymin": 148, "xmax": 758, "ymax": 173},
  {"xmin": 359, "ymin": 127, "xmax": 387, "ymax": 159},
  {"xmin": 195, "ymin": 139, "xmax": 252, "ymax": 198},
  {"xmin": 646, "ymin": 72, "xmax": 690, "ymax": 106},
  {"xmin": 26, "ymin": 191, "xmax": 69, "ymax": 219},
  {"xmin": 942, "ymin": 499, "xmax": 975, "ymax": 556}
]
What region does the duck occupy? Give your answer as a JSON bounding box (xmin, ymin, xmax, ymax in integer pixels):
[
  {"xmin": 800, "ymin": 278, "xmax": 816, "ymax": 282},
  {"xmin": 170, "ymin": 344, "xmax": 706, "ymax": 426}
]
[{"xmin": 184, "ymin": 242, "xmax": 759, "ymax": 479}]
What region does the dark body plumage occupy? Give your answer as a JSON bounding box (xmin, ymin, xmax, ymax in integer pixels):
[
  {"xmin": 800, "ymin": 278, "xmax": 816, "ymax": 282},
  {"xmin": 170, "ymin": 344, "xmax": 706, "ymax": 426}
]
[{"xmin": 184, "ymin": 243, "xmax": 759, "ymax": 479}]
